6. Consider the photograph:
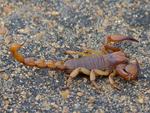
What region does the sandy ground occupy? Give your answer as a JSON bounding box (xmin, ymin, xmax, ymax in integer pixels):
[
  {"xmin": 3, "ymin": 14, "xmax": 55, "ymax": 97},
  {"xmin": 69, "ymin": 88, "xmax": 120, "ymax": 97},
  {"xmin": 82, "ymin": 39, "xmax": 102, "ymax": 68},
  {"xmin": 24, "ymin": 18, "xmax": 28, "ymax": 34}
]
[{"xmin": 0, "ymin": 0, "xmax": 150, "ymax": 112}]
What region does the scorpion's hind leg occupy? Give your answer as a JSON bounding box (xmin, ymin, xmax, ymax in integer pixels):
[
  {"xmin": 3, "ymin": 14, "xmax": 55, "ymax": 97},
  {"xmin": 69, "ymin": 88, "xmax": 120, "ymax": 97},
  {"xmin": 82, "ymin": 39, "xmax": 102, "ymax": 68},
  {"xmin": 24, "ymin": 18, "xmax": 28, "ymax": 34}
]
[
  {"xmin": 109, "ymin": 70, "xmax": 124, "ymax": 93},
  {"xmin": 90, "ymin": 69, "xmax": 109, "ymax": 93},
  {"xmin": 61, "ymin": 67, "xmax": 91, "ymax": 89},
  {"xmin": 104, "ymin": 35, "xmax": 139, "ymax": 51}
]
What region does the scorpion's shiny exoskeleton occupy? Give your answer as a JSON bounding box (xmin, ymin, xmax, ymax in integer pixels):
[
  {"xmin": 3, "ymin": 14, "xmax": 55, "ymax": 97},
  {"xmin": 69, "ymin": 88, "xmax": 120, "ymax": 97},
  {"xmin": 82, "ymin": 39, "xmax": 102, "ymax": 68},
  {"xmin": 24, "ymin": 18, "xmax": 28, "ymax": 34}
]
[{"xmin": 10, "ymin": 35, "xmax": 140, "ymax": 93}]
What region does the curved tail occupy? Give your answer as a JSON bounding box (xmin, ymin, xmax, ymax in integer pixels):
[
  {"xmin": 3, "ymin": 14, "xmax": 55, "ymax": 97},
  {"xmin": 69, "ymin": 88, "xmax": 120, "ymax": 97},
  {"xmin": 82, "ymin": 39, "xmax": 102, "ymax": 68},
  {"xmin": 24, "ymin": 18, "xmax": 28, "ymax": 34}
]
[{"xmin": 10, "ymin": 42, "xmax": 65, "ymax": 70}]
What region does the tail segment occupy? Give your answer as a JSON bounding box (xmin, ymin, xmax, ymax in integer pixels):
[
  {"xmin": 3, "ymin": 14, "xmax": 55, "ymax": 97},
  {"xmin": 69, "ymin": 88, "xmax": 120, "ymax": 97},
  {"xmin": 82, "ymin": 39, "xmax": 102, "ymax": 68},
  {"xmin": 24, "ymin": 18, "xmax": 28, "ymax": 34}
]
[{"xmin": 10, "ymin": 42, "xmax": 65, "ymax": 70}]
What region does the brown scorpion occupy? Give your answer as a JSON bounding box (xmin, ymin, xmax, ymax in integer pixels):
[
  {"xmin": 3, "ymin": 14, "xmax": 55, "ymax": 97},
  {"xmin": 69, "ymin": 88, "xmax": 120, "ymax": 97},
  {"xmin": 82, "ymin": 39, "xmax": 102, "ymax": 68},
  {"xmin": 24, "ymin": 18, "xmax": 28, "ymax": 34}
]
[{"xmin": 10, "ymin": 35, "xmax": 140, "ymax": 92}]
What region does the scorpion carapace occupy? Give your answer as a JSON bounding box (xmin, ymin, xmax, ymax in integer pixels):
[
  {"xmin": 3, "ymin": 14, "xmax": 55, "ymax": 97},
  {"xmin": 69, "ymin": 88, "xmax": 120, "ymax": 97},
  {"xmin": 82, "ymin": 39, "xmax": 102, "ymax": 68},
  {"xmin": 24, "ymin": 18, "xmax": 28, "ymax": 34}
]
[{"xmin": 10, "ymin": 35, "xmax": 140, "ymax": 93}]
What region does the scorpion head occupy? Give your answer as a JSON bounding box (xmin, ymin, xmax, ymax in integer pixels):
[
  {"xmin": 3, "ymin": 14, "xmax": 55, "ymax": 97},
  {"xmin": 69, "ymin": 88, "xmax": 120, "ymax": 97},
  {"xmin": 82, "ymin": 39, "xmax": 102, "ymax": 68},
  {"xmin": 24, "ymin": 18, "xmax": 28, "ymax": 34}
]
[
  {"xmin": 108, "ymin": 51, "xmax": 140, "ymax": 81},
  {"xmin": 107, "ymin": 51, "xmax": 128, "ymax": 68}
]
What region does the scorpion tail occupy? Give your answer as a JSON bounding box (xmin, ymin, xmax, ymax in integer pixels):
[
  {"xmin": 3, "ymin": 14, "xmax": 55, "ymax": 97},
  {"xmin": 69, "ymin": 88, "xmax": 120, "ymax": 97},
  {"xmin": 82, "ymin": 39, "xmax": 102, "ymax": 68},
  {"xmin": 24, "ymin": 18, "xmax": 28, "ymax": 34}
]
[
  {"xmin": 10, "ymin": 42, "xmax": 65, "ymax": 70},
  {"xmin": 104, "ymin": 35, "xmax": 139, "ymax": 51}
]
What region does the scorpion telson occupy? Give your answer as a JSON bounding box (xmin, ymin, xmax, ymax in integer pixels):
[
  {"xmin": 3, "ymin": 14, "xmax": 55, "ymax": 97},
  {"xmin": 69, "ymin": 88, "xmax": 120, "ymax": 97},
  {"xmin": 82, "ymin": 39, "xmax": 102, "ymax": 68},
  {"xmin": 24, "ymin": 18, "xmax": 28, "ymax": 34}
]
[{"xmin": 10, "ymin": 35, "xmax": 140, "ymax": 93}]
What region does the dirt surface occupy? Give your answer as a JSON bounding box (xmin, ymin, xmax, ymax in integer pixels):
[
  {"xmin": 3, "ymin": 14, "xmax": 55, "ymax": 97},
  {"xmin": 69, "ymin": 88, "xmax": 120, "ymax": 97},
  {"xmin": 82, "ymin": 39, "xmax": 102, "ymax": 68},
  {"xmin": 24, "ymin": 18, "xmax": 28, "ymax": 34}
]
[{"xmin": 0, "ymin": 0, "xmax": 150, "ymax": 113}]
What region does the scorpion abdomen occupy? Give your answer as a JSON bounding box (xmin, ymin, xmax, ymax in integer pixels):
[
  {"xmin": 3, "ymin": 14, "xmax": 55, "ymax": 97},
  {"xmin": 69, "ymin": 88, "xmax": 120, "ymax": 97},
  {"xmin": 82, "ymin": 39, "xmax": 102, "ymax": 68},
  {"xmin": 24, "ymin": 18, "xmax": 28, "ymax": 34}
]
[{"xmin": 64, "ymin": 54, "xmax": 110, "ymax": 73}]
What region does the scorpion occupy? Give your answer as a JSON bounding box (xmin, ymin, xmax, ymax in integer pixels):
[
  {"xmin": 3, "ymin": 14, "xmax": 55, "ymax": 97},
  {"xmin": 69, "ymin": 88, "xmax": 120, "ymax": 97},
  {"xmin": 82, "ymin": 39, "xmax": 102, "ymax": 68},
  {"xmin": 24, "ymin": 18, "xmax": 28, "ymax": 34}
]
[{"xmin": 10, "ymin": 35, "xmax": 140, "ymax": 92}]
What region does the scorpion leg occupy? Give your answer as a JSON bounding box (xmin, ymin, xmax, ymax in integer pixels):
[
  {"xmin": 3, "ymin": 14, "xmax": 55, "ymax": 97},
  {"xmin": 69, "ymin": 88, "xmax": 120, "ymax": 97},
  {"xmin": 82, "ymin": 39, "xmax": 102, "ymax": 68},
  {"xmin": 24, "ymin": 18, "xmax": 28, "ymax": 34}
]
[
  {"xmin": 65, "ymin": 50, "xmax": 92, "ymax": 56},
  {"xmin": 109, "ymin": 70, "xmax": 123, "ymax": 93},
  {"xmin": 90, "ymin": 69, "xmax": 109, "ymax": 92},
  {"xmin": 100, "ymin": 47, "xmax": 108, "ymax": 54},
  {"xmin": 104, "ymin": 35, "xmax": 139, "ymax": 51},
  {"xmin": 81, "ymin": 47, "xmax": 100, "ymax": 54},
  {"xmin": 61, "ymin": 67, "xmax": 90, "ymax": 89},
  {"xmin": 82, "ymin": 46, "xmax": 109, "ymax": 54},
  {"xmin": 65, "ymin": 46, "xmax": 101, "ymax": 56}
]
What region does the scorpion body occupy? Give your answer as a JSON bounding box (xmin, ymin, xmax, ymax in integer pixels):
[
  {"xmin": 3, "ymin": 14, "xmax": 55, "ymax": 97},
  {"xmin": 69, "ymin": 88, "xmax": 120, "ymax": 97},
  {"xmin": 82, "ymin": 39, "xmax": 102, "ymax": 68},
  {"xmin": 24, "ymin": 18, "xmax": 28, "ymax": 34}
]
[
  {"xmin": 10, "ymin": 35, "xmax": 140, "ymax": 92},
  {"xmin": 65, "ymin": 52, "xmax": 124, "ymax": 73}
]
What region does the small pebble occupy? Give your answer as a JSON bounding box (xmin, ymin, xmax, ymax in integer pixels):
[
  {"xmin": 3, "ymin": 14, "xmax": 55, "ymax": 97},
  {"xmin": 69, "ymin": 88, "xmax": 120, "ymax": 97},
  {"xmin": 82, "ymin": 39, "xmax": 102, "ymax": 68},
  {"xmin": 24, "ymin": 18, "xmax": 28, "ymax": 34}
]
[
  {"xmin": 89, "ymin": 97, "xmax": 95, "ymax": 104},
  {"xmin": 3, "ymin": 7, "xmax": 13, "ymax": 14},
  {"xmin": 77, "ymin": 92, "xmax": 84, "ymax": 97},
  {"xmin": 135, "ymin": 98, "xmax": 144, "ymax": 104},
  {"xmin": 97, "ymin": 10, "xmax": 103, "ymax": 16},
  {"xmin": 0, "ymin": 60, "xmax": 3, "ymax": 65},
  {"xmin": 61, "ymin": 91, "xmax": 69, "ymax": 98},
  {"xmin": 53, "ymin": 104, "xmax": 59, "ymax": 108},
  {"xmin": 4, "ymin": 36, "xmax": 12, "ymax": 43},
  {"xmin": 62, "ymin": 106, "xmax": 69, "ymax": 113},
  {"xmin": 145, "ymin": 89, "xmax": 150, "ymax": 94},
  {"xmin": 51, "ymin": 11, "xmax": 59, "ymax": 16},
  {"xmin": 0, "ymin": 27, "xmax": 8, "ymax": 34},
  {"xmin": 3, "ymin": 74, "xmax": 9, "ymax": 80},
  {"xmin": 33, "ymin": 14, "xmax": 40, "ymax": 19}
]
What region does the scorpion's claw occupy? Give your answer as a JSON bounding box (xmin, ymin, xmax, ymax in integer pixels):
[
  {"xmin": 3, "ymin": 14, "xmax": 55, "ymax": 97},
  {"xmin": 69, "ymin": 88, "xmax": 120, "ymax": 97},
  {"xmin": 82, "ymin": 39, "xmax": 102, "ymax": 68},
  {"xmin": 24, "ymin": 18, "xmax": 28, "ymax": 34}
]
[
  {"xmin": 104, "ymin": 35, "xmax": 139, "ymax": 51},
  {"xmin": 116, "ymin": 60, "xmax": 140, "ymax": 81}
]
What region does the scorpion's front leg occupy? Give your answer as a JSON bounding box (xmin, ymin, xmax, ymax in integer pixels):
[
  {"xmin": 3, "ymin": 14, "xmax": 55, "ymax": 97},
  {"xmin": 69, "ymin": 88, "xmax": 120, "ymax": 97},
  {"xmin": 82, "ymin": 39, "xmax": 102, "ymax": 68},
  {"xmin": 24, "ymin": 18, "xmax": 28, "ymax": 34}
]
[
  {"xmin": 104, "ymin": 35, "xmax": 139, "ymax": 51},
  {"xmin": 109, "ymin": 70, "xmax": 124, "ymax": 93},
  {"xmin": 61, "ymin": 67, "xmax": 90, "ymax": 89}
]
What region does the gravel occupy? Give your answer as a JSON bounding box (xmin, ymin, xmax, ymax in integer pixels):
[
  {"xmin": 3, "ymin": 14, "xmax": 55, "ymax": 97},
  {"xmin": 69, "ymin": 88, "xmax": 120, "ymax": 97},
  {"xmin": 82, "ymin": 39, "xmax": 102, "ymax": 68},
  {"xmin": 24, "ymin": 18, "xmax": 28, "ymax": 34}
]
[{"xmin": 0, "ymin": 0, "xmax": 150, "ymax": 112}]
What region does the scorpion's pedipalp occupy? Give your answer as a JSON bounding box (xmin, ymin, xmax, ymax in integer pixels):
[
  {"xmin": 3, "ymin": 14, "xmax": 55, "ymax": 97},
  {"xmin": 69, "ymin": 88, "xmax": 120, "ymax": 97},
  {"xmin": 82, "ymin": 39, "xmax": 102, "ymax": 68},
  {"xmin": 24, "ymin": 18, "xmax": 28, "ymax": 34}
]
[
  {"xmin": 104, "ymin": 35, "xmax": 139, "ymax": 51},
  {"xmin": 107, "ymin": 35, "xmax": 139, "ymax": 42},
  {"xmin": 116, "ymin": 60, "xmax": 140, "ymax": 81}
]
